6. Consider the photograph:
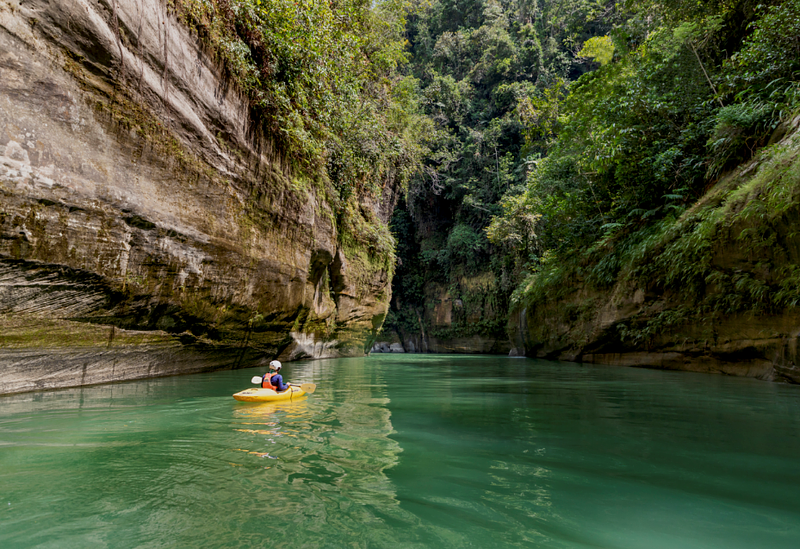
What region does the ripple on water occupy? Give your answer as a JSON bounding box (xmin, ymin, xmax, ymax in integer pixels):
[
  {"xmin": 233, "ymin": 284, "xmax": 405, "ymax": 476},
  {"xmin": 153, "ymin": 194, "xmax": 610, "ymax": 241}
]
[{"xmin": 2, "ymin": 356, "xmax": 800, "ymax": 548}]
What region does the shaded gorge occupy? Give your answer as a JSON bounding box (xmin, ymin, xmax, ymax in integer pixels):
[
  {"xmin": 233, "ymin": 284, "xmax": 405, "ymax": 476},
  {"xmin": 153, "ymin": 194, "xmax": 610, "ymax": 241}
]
[{"xmin": 1, "ymin": 355, "xmax": 800, "ymax": 548}]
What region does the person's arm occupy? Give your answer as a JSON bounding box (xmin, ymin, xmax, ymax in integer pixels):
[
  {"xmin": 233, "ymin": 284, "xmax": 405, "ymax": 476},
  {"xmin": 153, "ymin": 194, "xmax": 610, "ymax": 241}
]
[{"xmin": 274, "ymin": 374, "xmax": 289, "ymax": 391}]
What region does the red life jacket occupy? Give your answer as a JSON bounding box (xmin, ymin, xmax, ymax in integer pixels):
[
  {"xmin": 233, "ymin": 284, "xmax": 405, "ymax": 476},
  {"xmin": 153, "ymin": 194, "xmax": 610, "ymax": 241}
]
[
  {"xmin": 263, "ymin": 372, "xmax": 289, "ymax": 392},
  {"xmin": 261, "ymin": 373, "xmax": 278, "ymax": 389}
]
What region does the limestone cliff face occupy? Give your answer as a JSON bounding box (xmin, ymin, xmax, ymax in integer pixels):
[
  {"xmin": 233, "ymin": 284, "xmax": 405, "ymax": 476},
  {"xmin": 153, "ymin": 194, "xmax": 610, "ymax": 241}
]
[
  {"xmin": 511, "ymin": 117, "xmax": 800, "ymax": 383},
  {"xmin": 0, "ymin": 0, "xmax": 394, "ymax": 394},
  {"xmin": 374, "ymin": 272, "xmax": 511, "ymax": 355}
]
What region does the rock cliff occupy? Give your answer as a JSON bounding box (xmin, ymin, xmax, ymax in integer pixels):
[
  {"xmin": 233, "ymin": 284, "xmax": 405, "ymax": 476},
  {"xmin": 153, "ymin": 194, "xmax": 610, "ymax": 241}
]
[
  {"xmin": 0, "ymin": 0, "xmax": 395, "ymax": 394},
  {"xmin": 510, "ymin": 117, "xmax": 800, "ymax": 383},
  {"xmin": 374, "ymin": 272, "xmax": 512, "ymax": 355}
]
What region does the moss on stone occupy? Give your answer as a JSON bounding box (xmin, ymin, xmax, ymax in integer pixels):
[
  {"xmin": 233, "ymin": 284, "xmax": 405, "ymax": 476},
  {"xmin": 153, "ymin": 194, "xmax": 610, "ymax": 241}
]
[{"xmin": 0, "ymin": 314, "xmax": 175, "ymax": 349}]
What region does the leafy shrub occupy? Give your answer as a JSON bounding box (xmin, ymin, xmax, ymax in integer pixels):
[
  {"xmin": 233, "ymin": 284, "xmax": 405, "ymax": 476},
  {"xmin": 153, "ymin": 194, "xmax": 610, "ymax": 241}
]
[
  {"xmin": 446, "ymin": 223, "xmax": 486, "ymax": 268},
  {"xmin": 707, "ymin": 101, "xmax": 773, "ymax": 177},
  {"xmin": 722, "ymin": 0, "xmax": 800, "ymax": 109}
]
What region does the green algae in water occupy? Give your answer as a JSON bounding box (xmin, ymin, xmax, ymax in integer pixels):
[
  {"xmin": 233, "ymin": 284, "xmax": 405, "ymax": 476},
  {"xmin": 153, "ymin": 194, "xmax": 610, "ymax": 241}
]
[{"xmin": 1, "ymin": 355, "xmax": 800, "ymax": 548}]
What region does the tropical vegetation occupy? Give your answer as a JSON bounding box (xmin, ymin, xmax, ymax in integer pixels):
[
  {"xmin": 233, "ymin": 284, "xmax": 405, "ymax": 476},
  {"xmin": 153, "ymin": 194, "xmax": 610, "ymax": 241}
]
[
  {"xmin": 384, "ymin": 0, "xmax": 800, "ymax": 345},
  {"xmin": 168, "ymin": 0, "xmax": 800, "ymax": 346}
]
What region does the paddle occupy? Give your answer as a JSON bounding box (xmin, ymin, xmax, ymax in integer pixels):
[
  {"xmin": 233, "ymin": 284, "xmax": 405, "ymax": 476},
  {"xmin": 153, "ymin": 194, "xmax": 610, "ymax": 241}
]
[
  {"xmin": 297, "ymin": 383, "xmax": 316, "ymax": 394},
  {"xmin": 250, "ymin": 376, "xmax": 316, "ymax": 394}
]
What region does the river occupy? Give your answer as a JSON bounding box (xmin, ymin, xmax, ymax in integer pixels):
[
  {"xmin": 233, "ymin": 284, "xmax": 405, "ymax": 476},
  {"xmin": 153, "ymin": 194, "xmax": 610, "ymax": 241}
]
[{"xmin": 1, "ymin": 354, "xmax": 800, "ymax": 548}]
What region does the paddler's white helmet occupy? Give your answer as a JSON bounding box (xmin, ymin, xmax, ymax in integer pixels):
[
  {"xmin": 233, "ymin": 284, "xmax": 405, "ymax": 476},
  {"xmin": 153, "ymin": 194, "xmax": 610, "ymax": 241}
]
[{"xmin": 269, "ymin": 360, "xmax": 282, "ymax": 372}]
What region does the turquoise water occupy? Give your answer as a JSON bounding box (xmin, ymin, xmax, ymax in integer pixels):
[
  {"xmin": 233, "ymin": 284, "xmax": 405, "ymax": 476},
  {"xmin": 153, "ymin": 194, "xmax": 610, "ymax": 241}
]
[{"xmin": 1, "ymin": 354, "xmax": 800, "ymax": 548}]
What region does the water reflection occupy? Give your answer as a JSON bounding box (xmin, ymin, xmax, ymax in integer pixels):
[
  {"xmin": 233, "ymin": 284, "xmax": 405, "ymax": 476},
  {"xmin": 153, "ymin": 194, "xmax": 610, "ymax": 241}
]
[
  {"xmin": 231, "ymin": 401, "xmax": 309, "ymax": 459},
  {"xmin": 221, "ymin": 358, "xmax": 413, "ymax": 547},
  {"xmin": 3, "ymin": 356, "xmax": 800, "ymax": 548},
  {"xmin": 233, "ymin": 399, "xmax": 311, "ymax": 425},
  {"xmin": 0, "ymin": 362, "xmax": 417, "ymax": 548}
]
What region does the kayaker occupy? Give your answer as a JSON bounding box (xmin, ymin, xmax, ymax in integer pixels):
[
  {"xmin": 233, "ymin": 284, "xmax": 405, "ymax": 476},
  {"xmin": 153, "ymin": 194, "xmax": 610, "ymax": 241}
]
[{"xmin": 262, "ymin": 360, "xmax": 290, "ymax": 392}]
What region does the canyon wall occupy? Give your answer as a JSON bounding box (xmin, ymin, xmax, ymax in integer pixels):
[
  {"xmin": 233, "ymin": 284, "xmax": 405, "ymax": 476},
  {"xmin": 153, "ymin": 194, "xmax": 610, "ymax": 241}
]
[
  {"xmin": 510, "ymin": 117, "xmax": 800, "ymax": 383},
  {"xmin": 0, "ymin": 0, "xmax": 394, "ymax": 394},
  {"xmin": 373, "ymin": 272, "xmax": 512, "ymax": 355}
]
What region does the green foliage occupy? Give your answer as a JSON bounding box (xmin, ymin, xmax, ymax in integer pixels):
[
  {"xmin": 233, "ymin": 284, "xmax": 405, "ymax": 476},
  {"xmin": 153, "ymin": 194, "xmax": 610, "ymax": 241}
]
[
  {"xmin": 721, "ymin": 0, "xmax": 800, "ymax": 109},
  {"xmin": 446, "ymin": 223, "xmax": 486, "ymax": 268},
  {"xmin": 381, "ymin": 0, "xmax": 800, "ymax": 347},
  {"xmin": 384, "ymin": 0, "xmax": 616, "ymax": 340},
  {"xmin": 338, "ymin": 198, "xmax": 397, "ymax": 277},
  {"xmin": 710, "ymin": 0, "xmax": 800, "ymax": 175},
  {"xmin": 612, "ymin": 129, "xmax": 800, "ymax": 336},
  {"xmin": 578, "ymin": 36, "xmax": 614, "ymax": 66},
  {"xmin": 554, "ymin": 21, "xmax": 722, "ymax": 220},
  {"xmin": 707, "ymin": 101, "xmax": 773, "ymax": 177},
  {"xmin": 174, "ymin": 0, "xmax": 427, "ymax": 201},
  {"xmin": 485, "ymin": 192, "xmax": 540, "ymax": 253},
  {"xmin": 389, "ymin": 203, "xmax": 426, "ymax": 302},
  {"xmin": 479, "ymin": 0, "xmax": 800, "ymax": 347},
  {"xmin": 169, "ymin": 0, "xmax": 436, "ymax": 298}
]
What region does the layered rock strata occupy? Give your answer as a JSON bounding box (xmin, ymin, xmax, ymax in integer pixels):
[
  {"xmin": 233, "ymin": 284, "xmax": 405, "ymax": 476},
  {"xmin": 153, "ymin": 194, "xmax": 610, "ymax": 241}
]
[{"xmin": 0, "ymin": 0, "xmax": 393, "ymax": 394}]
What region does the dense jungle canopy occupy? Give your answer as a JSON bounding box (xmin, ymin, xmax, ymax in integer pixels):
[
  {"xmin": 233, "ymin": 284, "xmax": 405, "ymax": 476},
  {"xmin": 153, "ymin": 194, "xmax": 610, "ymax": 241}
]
[{"xmin": 176, "ymin": 0, "xmax": 800, "ymax": 344}]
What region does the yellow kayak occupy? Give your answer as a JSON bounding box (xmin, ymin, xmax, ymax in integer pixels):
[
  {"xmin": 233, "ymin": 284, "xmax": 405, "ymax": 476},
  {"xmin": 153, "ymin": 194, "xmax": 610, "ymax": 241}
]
[{"xmin": 233, "ymin": 385, "xmax": 306, "ymax": 402}]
